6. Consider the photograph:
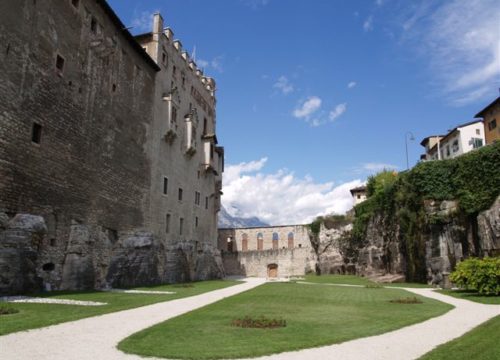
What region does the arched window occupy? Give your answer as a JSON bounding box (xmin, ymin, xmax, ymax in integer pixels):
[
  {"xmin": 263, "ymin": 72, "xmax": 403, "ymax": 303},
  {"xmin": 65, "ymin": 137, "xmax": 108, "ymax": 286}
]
[
  {"xmin": 242, "ymin": 233, "xmax": 248, "ymax": 251},
  {"xmin": 272, "ymin": 232, "xmax": 279, "ymax": 250},
  {"xmin": 257, "ymin": 233, "xmax": 263, "ymax": 251},
  {"xmin": 288, "ymin": 232, "xmax": 294, "ymax": 249}
]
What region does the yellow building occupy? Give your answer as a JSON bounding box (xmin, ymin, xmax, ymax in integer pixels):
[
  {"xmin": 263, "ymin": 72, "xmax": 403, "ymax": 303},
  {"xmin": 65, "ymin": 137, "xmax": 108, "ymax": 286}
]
[{"xmin": 475, "ymin": 97, "xmax": 499, "ymax": 145}]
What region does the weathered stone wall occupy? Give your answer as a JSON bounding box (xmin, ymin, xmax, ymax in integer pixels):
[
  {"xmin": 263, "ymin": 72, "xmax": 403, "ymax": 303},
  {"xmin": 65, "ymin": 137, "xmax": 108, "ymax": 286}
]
[
  {"xmin": 0, "ymin": 1, "xmax": 223, "ymax": 294},
  {"xmin": 219, "ymin": 225, "xmax": 337, "ymax": 278},
  {"xmin": 222, "ymin": 247, "xmax": 316, "ymax": 278},
  {"xmin": 218, "ymin": 225, "xmax": 310, "ymax": 252}
]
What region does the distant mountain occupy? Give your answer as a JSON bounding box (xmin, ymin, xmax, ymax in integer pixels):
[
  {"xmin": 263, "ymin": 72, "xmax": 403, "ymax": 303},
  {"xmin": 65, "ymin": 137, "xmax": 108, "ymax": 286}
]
[{"xmin": 218, "ymin": 206, "xmax": 269, "ymax": 228}]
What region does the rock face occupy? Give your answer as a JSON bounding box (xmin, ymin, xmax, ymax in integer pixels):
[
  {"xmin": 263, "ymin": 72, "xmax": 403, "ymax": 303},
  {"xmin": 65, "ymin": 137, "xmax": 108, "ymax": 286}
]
[
  {"xmin": 0, "ymin": 214, "xmax": 47, "ymax": 295},
  {"xmin": 0, "ymin": 213, "xmax": 224, "ymax": 295},
  {"xmin": 356, "ymin": 215, "xmax": 403, "ymax": 278},
  {"xmin": 106, "ymin": 231, "xmax": 162, "ymax": 289},
  {"xmin": 477, "ymin": 196, "xmax": 500, "ymax": 256},
  {"xmin": 314, "ymin": 224, "xmax": 353, "ymax": 275}
]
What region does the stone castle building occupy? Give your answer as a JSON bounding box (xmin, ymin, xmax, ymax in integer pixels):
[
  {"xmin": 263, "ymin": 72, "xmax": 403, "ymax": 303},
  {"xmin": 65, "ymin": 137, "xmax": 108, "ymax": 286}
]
[
  {"xmin": 0, "ymin": 0, "xmax": 223, "ymax": 294},
  {"xmin": 218, "ymin": 226, "xmax": 317, "ymax": 278}
]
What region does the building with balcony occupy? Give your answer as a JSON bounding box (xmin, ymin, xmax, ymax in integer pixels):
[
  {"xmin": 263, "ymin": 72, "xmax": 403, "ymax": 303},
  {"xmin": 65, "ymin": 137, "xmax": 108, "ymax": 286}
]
[
  {"xmin": 420, "ymin": 120, "xmax": 485, "ymax": 161},
  {"xmin": 474, "ymin": 97, "xmax": 499, "ymax": 145}
]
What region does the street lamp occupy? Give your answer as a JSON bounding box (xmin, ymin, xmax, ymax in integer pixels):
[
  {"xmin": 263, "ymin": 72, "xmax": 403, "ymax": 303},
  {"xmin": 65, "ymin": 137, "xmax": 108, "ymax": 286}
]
[{"xmin": 405, "ymin": 132, "xmax": 415, "ymax": 170}]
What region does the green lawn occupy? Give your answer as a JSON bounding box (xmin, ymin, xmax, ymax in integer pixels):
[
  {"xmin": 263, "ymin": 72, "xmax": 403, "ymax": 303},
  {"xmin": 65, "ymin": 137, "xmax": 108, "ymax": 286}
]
[
  {"xmin": 384, "ymin": 282, "xmax": 434, "ymax": 288},
  {"xmin": 303, "ymin": 274, "xmax": 377, "ymax": 286},
  {"xmin": 419, "ymin": 315, "xmax": 500, "ymax": 360},
  {"xmin": 437, "ymin": 290, "xmax": 500, "ymax": 305},
  {"xmin": 0, "ymin": 280, "xmax": 238, "ymax": 335},
  {"xmin": 119, "ymin": 281, "xmax": 453, "ymax": 359},
  {"xmin": 302, "ymin": 275, "xmax": 432, "ymax": 288}
]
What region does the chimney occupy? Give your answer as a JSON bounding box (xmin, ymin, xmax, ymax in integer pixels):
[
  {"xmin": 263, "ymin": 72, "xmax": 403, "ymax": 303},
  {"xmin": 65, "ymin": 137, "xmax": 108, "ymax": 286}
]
[{"xmin": 153, "ymin": 13, "xmax": 164, "ymax": 38}]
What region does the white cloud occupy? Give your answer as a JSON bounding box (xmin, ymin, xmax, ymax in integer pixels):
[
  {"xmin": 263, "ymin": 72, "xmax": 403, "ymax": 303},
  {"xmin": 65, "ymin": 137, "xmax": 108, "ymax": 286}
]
[
  {"xmin": 242, "ymin": 0, "xmax": 270, "ymax": 10},
  {"xmin": 375, "ymin": 0, "xmax": 385, "ymax": 6},
  {"xmin": 197, "ymin": 59, "xmax": 209, "ymax": 68},
  {"xmin": 196, "ymin": 56, "xmax": 224, "ymax": 73},
  {"xmin": 273, "ymin": 76, "xmax": 294, "ymax": 95},
  {"xmin": 399, "ymin": 0, "xmax": 500, "ymax": 105},
  {"xmin": 347, "ymin": 81, "xmax": 357, "ymax": 89},
  {"xmin": 363, "ymin": 16, "xmax": 374, "ymax": 31},
  {"xmin": 293, "ymin": 96, "xmax": 322, "ymax": 118},
  {"xmin": 293, "ymin": 98, "xmax": 347, "ymax": 127},
  {"xmin": 329, "ymin": 103, "xmax": 347, "ymax": 121},
  {"xmin": 222, "ymin": 158, "xmax": 364, "ymax": 225},
  {"xmin": 355, "ymin": 162, "xmax": 399, "ymax": 174},
  {"xmin": 131, "ymin": 10, "xmax": 157, "ymax": 32}
]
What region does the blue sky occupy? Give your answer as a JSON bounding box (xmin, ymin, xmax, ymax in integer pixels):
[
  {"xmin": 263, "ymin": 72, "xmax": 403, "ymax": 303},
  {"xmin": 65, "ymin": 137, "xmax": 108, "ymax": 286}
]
[{"xmin": 109, "ymin": 0, "xmax": 499, "ymax": 225}]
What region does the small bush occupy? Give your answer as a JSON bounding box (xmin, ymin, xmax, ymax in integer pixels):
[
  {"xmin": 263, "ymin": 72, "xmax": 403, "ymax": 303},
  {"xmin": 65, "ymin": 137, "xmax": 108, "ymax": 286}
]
[
  {"xmin": 231, "ymin": 316, "xmax": 286, "ymax": 329},
  {"xmin": 389, "ymin": 297, "xmax": 423, "ymax": 304},
  {"xmin": 0, "ymin": 306, "xmax": 19, "ymax": 315},
  {"xmin": 450, "ymin": 257, "xmax": 500, "ymax": 295}
]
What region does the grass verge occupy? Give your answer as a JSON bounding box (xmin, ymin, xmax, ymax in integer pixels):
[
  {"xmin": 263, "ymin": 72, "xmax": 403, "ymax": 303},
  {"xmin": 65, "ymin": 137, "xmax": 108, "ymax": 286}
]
[
  {"xmin": 119, "ymin": 281, "xmax": 452, "ymax": 359},
  {"xmin": 437, "ymin": 289, "xmax": 500, "ymax": 305},
  {"xmin": 0, "ymin": 280, "xmax": 239, "ymax": 335},
  {"xmin": 419, "ymin": 315, "xmax": 500, "ymax": 360}
]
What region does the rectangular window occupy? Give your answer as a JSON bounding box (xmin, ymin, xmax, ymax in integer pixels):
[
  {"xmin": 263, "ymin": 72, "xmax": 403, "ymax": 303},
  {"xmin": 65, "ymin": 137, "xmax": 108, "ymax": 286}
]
[
  {"xmin": 195, "ymin": 191, "xmax": 200, "ymax": 206},
  {"xmin": 32, "ymin": 123, "xmax": 42, "ymax": 144},
  {"xmin": 195, "ymin": 217, "xmax": 199, "ymax": 227},
  {"xmin": 172, "ymin": 106, "xmax": 177, "ymax": 124},
  {"xmin": 205, "ymin": 196, "xmax": 209, "ymax": 210},
  {"xmin": 55, "ymin": 54, "xmax": 65, "ymax": 72},
  {"xmin": 179, "ymin": 217, "xmax": 184, "ymax": 235},
  {"xmin": 476, "ymin": 129, "xmax": 480, "ymax": 135},
  {"xmin": 163, "ymin": 177, "xmax": 168, "ymax": 195},
  {"xmin": 162, "ymin": 52, "xmax": 167, "ymax": 65},
  {"xmin": 166, "ymin": 214, "xmax": 170, "ymax": 233},
  {"xmin": 489, "ymin": 119, "xmax": 497, "ymax": 131},
  {"xmin": 472, "ymin": 138, "xmax": 484, "ymax": 149},
  {"xmin": 178, "ymin": 188, "xmax": 183, "ymax": 201},
  {"xmin": 90, "ymin": 16, "xmax": 97, "ymax": 33}
]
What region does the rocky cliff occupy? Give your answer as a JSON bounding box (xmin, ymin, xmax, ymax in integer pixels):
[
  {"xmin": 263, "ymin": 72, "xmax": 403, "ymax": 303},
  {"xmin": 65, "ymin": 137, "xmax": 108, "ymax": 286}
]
[{"xmin": 0, "ymin": 213, "xmax": 224, "ymax": 295}]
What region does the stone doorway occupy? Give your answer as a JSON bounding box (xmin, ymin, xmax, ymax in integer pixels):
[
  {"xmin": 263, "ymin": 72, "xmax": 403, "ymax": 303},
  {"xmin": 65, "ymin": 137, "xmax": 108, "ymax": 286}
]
[{"xmin": 267, "ymin": 263, "xmax": 278, "ymax": 278}]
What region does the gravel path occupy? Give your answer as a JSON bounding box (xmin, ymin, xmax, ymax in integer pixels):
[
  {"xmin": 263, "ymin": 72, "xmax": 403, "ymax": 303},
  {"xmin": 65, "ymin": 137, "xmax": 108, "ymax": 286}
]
[{"xmin": 1, "ymin": 281, "xmax": 499, "ymax": 360}]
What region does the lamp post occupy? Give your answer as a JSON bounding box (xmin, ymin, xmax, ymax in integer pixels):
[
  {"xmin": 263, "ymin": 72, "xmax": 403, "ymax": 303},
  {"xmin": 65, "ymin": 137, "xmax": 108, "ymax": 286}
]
[{"xmin": 405, "ymin": 132, "xmax": 415, "ymax": 170}]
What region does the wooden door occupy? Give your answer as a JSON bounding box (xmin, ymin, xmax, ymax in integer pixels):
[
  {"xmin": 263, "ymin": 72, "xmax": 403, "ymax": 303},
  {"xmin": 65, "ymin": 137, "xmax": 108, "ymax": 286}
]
[{"xmin": 268, "ymin": 264, "xmax": 278, "ymax": 278}]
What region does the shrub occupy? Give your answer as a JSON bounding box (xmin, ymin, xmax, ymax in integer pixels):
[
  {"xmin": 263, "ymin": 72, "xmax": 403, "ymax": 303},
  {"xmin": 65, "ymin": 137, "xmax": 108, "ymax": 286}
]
[
  {"xmin": 231, "ymin": 316, "xmax": 286, "ymax": 329},
  {"xmin": 389, "ymin": 297, "xmax": 423, "ymax": 304},
  {"xmin": 0, "ymin": 306, "xmax": 19, "ymax": 315},
  {"xmin": 450, "ymin": 257, "xmax": 500, "ymax": 295}
]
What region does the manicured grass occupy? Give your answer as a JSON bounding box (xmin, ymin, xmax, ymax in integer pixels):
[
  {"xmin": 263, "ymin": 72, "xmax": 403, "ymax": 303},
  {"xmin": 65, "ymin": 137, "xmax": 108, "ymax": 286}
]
[
  {"xmin": 384, "ymin": 282, "xmax": 434, "ymax": 288},
  {"xmin": 0, "ymin": 280, "xmax": 238, "ymax": 336},
  {"xmin": 119, "ymin": 282, "xmax": 453, "ymax": 359},
  {"xmin": 419, "ymin": 315, "xmax": 500, "ymax": 360},
  {"xmin": 303, "ymin": 274, "xmax": 377, "ymax": 286},
  {"xmin": 303, "ymin": 275, "xmax": 433, "ymax": 288},
  {"xmin": 437, "ymin": 289, "xmax": 500, "ymax": 305}
]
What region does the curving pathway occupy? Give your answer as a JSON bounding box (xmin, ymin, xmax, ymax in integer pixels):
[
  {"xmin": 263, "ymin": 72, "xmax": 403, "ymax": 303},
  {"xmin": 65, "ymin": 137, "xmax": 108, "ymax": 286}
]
[{"xmin": 1, "ymin": 280, "xmax": 499, "ymax": 360}]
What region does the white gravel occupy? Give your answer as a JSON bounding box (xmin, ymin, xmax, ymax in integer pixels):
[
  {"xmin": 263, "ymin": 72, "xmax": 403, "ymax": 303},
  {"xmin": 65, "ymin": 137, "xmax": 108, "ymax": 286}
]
[
  {"xmin": 0, "ymin": 296, "xmax": 107, "ymax": 306},
  {"xmin": 1, "ymin": 280, "xmax": 499, "ymax": 360}
]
